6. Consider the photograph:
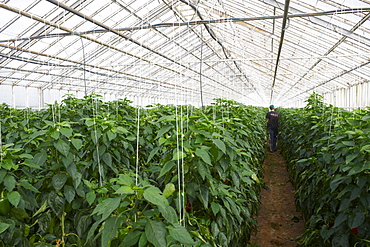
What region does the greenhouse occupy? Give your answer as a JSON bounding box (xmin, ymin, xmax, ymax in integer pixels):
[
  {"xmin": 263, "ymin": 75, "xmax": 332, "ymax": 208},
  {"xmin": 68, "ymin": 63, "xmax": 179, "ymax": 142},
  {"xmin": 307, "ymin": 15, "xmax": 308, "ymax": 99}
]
[{"xmin": 0, "ymin": 0, "xmax": 370, "ymax": 246}]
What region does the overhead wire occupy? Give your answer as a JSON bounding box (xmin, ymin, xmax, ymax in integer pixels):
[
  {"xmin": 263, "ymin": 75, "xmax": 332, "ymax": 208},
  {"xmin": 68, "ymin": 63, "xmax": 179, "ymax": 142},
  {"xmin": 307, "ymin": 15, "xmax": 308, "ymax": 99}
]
[
  {"xmin": 277, "ymin": 9, "xmax": 370, "ymax": 105},
  {"xmin": 270, "ymin": 0, "xmax": 290, "ymax": 104},
  {"xmin": 3, "ymin": 8, "xmax": 370, "ymax": 43}
]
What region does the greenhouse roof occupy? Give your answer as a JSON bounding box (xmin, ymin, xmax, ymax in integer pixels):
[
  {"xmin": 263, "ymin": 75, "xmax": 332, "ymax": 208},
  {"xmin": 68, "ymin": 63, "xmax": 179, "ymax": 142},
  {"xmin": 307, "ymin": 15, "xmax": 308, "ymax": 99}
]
[{"xmin": 1, "ymin": 0, "xmax": 370, "ymax": 107}]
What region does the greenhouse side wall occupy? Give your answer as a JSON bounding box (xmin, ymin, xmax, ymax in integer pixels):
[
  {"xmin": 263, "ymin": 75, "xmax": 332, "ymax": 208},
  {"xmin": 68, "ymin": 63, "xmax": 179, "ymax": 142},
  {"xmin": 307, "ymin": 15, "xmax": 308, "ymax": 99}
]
[
  {"xmin": 1, "ymin": 82, "xmax": 370, "ymax": 109},
  {"xmin": 323, "ymin": 81, "xmax": 370, "ymax": 109}
]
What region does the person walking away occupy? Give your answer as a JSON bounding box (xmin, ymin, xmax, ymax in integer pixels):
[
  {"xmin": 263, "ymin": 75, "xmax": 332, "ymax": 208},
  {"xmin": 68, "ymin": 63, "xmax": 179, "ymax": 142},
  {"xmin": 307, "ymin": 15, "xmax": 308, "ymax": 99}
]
[{"xmin": 266, "ymin": 105, "xmax": 279, "ymax": 152}]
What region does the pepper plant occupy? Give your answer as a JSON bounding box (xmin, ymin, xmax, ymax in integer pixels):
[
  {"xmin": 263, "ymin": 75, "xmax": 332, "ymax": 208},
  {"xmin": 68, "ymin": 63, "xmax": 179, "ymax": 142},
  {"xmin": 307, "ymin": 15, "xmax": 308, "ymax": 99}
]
[
  {"xmin": 279, "ymin": 93, "xmax": 370, "ymax": 246},
  {"xmin": 0, "ymin": 96, "xmax": 266, "ymax": 247}
]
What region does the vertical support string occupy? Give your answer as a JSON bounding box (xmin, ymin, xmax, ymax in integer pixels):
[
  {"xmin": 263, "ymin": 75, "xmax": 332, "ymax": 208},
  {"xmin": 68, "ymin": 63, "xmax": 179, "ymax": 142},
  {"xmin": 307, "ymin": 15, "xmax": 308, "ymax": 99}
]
[
  {"xmin": 135, "ymin": 106, "xmax": 140, "ymax": 187},
  {"xmin": 199, "ymin": 25, "xmax": 204, "ymax": 110},
  {"xmin": 172, "ymin": 13, "xmax": 183, "ymax": 225},
  {"xmin": 80, "ymin": 37, "xmax": 87, "ymax": 96},
  {"xmin": 92, "ymin": 97, "xmax": 103, "ymax": 186}
]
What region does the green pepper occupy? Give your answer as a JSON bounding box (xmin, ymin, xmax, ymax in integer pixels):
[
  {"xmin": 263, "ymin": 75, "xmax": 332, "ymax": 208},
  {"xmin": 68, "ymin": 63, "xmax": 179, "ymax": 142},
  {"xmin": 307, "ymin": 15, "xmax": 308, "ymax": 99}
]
[{"xmin": 0, "ymin": 197, "xmax": 10, "ymax": 216}]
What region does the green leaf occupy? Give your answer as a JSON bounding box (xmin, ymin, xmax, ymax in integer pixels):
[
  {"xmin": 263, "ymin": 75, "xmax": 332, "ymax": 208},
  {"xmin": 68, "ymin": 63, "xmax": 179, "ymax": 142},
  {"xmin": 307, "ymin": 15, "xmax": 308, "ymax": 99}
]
[
  {"xmin": 342, "ymin": 141, "xmax": 355, "ymax": 147},
  {"xmin": 19, "ymin": 180, "xmax": 40, "ymax": 193},
  {"xmin": 54, "ymin": 139, "xmax": 70, "ymax": 157},
  {"xmin": 64, "ymin": 185, "xmax": 75, "ymax": 203},
  {"xmin": 72, "ymin": 172, "xmax": 83, "ymax": 189},
  {"xmin": 172, "ymin": 150, "xmax": 185, "ymax": 161},
  {"xmin": 76, "ymin": 215, "xmax": 90, "ymax": 237},
  {"xmin": 330, "ymin": 175, "xmax": 347, "ymax": 191},
  {"xmin": 360, "ymin": 144, "xmax": 370, "ymax": 153},
  {"xmin": 345, "ymin": 153, "xmax": 358, "ymax": 164},
  {"xmin": 85, "ymin": 119, "xmax": 95, "ymax": 127},
  {"xmin": 168, "ymin": 223, "xmax": 195, "ymax": 245},
  {"xmin": 92, "ymin": 197, "xmax": 121, "ymax": 221},
  {"xmin": 122, "ymin": 230, "xmax": 142, "ymax": 247},
  {"xmin": 158, "ymin": 137, "xmax": 167, "ymax": 146},
  {"xmin": 48, "ymin": 191, "xmax": 65, "ymax": 218},
  {"xmin": 7, "ymin": 191, "xmax": 21, "ymax": 207},
  {"xmin": 163, "ymin": 183, "xmax": 176, "ymax": 198},
  {"xmin": 226, "ymin": 197, "xmax": 243, "ymax": 223},
  {"xmin": 51, "ymin": 130, "xmax": 60, "ymax": 139},
  {"xmin": 0, "ymin": 223, "xmax": 11, "ymax": 234},
  {"xmin": 33, "ymin": 152, "xmax": 47, "ymax": 166},
  {"xmin": 138, "ymin": 232, "xmax": 148, "ymax": 247},
  {"xmin": 114, "ymin": 186, "xmax": 135, "ymax": 195},
  {"xmin": 197, "ymin": 162, "xmax": 208, "ymax": 180},
  {"xmin": 156, "ymin": 124, "xmax": 173, "ymax": 139},
  {"xmin": 4, "ymin": 175, "xmax": 17, "ymax": 191},
  {"xmin": 339, "ymin": 198, "xmax": 351, "ymax": 212},
  {"xmin": 86, "ymin": 192, "xmax": 96, "ymax": 206},
  {"xmin": 19, "ymin": 153, "xmax": 33, "ymax": 159},
  {"xmin": 158, "ymin": 161, "xmax": 176, "ymax": 178},
  {"xmin": 212, "ymin": 139, "xmax": 226, "ymax": 154},
  {"xmin": 351, "ymin": 212, "xmax": 365, "ymax": 229},
  {"xmin": 211, "ymin": 202, "xmax": 220, "ymax": 215},
  {"xmin": 211, "ymin": 221, "xmax": 220, "ymax": 237},
  {"xmin": 106, "ymin": 131, "xmax": 117, "ymax": 141},
  {"xmin": 52, "ymin": 173, "xmax": 68, "ymax": 192},
  {"xmin": 11, "ymin": 207, "xmax": 29, "ymax": 220},
  {"xmin": 333, "ymin": 213, "xmax": 347, "ymax": 228},
  {"xmin": 102, "ymin": 216, "xmax": 123, "ymax": 247},
  {"xmin": 0, "ymin": 170, "xmax": 7, "ymax": 183},
  {"xmin": 103, "ymin": 153, "xmax": 117, "ymax": 173},
  {"xmin": 60, "ymin": 128, "xmax": 73, "ymax": 138},
  {"xmin": 147, "ymin": 146, "xmax": 160, "ymax": 163},
  {"xmin": 361, "ymin": 115, "xmax": 370, "ymax": 121},
  {"xmin": 71, "ymin": 138, "xmax": 83, "ymax": 150},
  {"xmin": 143, "ymin": 186, "xmax": 168, "ymax": 208},
  {"xmin": 86, "ymin": 219, "xmax": 103, "ymax": 242},
  {"xmin": 23, "ymin": 130, "xmax": 47, "ymax": 145},
  {"xmin": 91, "ymin": 129, "xmax": 102, "ymax": 144},
  {"xmin": 195, "ymin": 147, "xmax": 212, "ymax": 165},
  {"xmin": 102, "ymin": 153, "xmax": 112, "ymax": 167},
  {"xmin": 115, "ymin": 174, "xmax": 134, "ymax": 186},
  {"xmin": 116, "ymin": 126, "xmax": 128, "ymax": 134},
  {"xmin": 23, "ymin": 159, "xmax": 42, "ymax": 169},
  {"xmin": 199, "ymin": 184, "xmax": 209, "ymax": 208},
  {"xmin": 145, "ymin": 221, "xmax": 167, "ymax": 247},
  {"xmin": 158, "ymin": 205, "xmax": 178, "ymax": 224},
  {"xmin": 322, "ymin": 153, "xmax": 331, "ymax": 163},
  {"xmin": 33, "ymin": 200, "xmax": 48, "ymax": 217}
]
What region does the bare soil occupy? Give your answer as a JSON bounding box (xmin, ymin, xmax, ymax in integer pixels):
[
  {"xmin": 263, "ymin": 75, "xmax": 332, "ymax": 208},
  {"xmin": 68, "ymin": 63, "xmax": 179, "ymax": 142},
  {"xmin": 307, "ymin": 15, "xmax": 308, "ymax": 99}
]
[{"xmin": 249, "ymin": 148, "xmax": 304, "ymax": 246}]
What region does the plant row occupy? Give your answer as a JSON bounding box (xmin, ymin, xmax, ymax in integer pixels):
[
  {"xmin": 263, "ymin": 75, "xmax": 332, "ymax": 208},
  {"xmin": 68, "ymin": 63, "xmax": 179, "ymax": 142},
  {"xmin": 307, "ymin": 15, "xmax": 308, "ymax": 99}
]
[
  {"xmin": 0, "ymin": 95, "xmax": 266, "ymax": 247},
  {"xmin": 279, "ymin": 93, "xmax": 370, "ymax": 246}
]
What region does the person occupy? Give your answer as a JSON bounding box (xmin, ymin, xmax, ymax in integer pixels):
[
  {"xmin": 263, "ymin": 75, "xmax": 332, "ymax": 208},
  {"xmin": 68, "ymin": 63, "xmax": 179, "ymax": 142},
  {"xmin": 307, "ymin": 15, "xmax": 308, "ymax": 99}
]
[{"xmin": 266, "ymin": 105, "xmax": 279, "ymax": 152}]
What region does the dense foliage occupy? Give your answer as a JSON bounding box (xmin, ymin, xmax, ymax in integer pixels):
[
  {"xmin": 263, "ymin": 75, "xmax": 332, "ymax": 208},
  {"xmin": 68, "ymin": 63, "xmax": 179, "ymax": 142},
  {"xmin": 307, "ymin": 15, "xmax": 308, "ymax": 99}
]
[
  {"xmin": 0, "ymin": 95, "xmax": 266, "ymax": 247},
  {"xmin": 279, "ymin": 93, "xmax": 370, "ymax": 246}
]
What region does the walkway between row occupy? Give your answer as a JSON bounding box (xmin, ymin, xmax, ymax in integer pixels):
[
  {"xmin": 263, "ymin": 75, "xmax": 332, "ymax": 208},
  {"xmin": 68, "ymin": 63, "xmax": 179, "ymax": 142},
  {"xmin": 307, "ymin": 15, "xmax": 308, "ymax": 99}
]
[{"xmin": 250, "ymin": 149, "xmax": 304, "ymax": 246}]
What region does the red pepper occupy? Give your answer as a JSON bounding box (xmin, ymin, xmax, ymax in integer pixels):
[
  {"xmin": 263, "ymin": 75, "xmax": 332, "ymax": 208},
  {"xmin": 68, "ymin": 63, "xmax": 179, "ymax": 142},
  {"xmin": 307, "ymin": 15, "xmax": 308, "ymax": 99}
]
[
  {"xmin": 185, "ymin": 199, "xmax": 191, "ymax": 212},
  {"xmin": 351, "ymin": 228, "xmax": 358, "ymax": 234}
]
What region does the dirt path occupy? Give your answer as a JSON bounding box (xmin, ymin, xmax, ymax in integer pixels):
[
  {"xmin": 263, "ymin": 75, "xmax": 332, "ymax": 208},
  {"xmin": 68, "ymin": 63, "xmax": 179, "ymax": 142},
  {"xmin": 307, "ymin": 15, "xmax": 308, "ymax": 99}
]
[{"xmin": 250, "ymin": 149, "xmax": 304, "ymax": 246}]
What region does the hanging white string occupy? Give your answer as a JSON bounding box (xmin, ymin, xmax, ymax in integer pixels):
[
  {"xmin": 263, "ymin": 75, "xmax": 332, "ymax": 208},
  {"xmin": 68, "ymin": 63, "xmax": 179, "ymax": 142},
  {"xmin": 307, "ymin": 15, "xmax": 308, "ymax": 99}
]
[
  {"xmin": 173, "ymin": 13, "xmax": 183, "ymax": 227},
  {"xmin": 328, "ymin": 94, "xmax": 335, "ymax": 146},
  {"xmin": 135, "ymin": 2, "xmax": 147, "ymax": 188},
  {"xmin": 92, "ymin": 97, "xmax": 103, "ymax": 186},
  {"xmin": 135, "ymin": 105, "xmax": 140, "ymax": 187}
]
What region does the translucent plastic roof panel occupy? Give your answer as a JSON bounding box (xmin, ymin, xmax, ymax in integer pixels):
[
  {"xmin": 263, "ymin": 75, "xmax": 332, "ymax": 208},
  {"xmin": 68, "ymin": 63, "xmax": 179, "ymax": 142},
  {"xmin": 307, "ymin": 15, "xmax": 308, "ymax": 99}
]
[{"xmin": 1, "ymin": 0, "xmax": 370, "ymax": 107}]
